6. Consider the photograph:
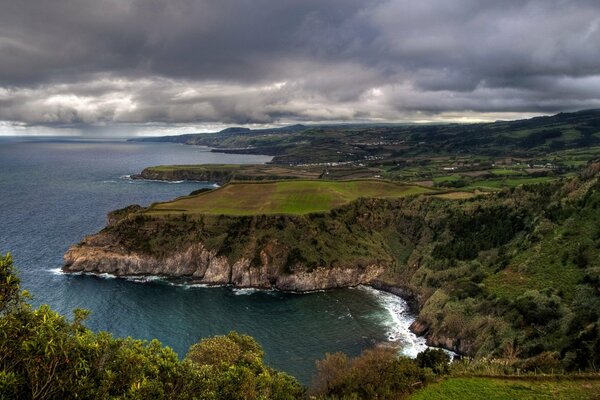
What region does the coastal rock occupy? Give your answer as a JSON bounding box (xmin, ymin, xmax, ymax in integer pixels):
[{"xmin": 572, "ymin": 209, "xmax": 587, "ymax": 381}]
[
  {"xmin": 132, "ymin": 168, "xmax": 232, "ymax": 184},
  {"xmin": 409, "ymin": 318, "xmax": 474, "ymax": 355},
  {"xmin": 63, "ymin": 240, "xmax": 385, "ymax": 292}
]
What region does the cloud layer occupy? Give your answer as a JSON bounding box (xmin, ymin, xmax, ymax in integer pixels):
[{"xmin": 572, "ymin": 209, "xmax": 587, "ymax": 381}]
[{"xmin": 1, "ymin": 0, "xmax": 600, "ymax": 133}]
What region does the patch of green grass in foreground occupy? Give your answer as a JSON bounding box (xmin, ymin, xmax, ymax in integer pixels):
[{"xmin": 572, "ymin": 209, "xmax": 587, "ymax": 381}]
[
  {"xmin": 147, "ymin": 180, "xmax": 433, "ymax": 215},
  {"xmin": 410, "ymin": 377, "xmax": 600, "ymax": 400}
]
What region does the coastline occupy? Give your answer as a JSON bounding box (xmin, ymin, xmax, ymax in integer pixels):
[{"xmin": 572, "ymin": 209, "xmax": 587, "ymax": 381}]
[{"xmin": 56, "ymin": 266, "xmax": 456, "ymax": 358}]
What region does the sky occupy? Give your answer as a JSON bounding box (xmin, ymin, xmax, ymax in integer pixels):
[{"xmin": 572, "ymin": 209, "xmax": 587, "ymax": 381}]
[{"xmin": 1, "ymin": 0, "xmax": 600, "ymax": 136}]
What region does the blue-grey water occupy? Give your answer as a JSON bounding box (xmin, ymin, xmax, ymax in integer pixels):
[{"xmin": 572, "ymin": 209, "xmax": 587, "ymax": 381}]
[{"xmin": 0, "ymin": 137, "xmax": 425, "ymax": 383}]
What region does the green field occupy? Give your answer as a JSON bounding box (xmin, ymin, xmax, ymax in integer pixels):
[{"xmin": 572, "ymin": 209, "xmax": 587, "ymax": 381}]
[
  {"xmin": 466, "ymin": 176, "xmax": 556, "ymax": 190},
  {"xmin": 410, "ymin": 377, "xmax": 600, "ymax": 400},
  {"xmin": 147, "ymin": 180, "xmax": 433, "ymax": 215},
  {"xmin": 490, "ymin": 168, "xmax": 527, "ymax": 176}
]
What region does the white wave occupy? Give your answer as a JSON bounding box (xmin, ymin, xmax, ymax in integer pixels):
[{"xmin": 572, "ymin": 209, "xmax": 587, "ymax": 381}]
[
  {"xmin": 232, "ymin": 287, "xmax": 277, "ymax": 295},
  {"xmin": 232, "ymin": 288, "xmax": 260, "ymax": 295},
  {"xmin": 181, "ymin": 283, "xmax": 213, "ymax": 289},
  {"xmin": 102, "ymin": 180, "xmax": 118, "ymax": 183},
  {"xmin": 124, "ymin": 275, "xmax": 163, "ymax": 283},
  {"xmin": 358, "ymin": 286, "xmax": 428, "ymax": 358},
  {"xmin": 49, "ymin": 267, "xmax": 66, "ymax": 275}
]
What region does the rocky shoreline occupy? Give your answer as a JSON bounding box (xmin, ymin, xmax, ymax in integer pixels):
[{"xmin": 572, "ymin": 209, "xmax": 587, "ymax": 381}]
[
  {"xmin": 63, "ymin": 238, "xmax": 467, "ymax": 355},
  {"xmin": 63, "ymin": 240, "xmax": 386, "ymax": 292}
]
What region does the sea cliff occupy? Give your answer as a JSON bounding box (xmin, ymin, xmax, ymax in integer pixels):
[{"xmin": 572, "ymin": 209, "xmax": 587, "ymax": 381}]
[
  {"xmin": 132, "ymin": 167, "xmax": 234, "ymax": 184},
  {"xmin": 64, "ymin": 239, "xmax": 385, "ymax": 292}
]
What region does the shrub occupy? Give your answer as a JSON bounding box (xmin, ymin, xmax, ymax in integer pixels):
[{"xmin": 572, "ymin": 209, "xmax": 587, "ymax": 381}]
[
  {"xmin": 416, "ymin": 348, "xmax": 451, "ymax": 374},
  {"xmin": 312, "ymin": 347, "xmax": 430, "ymax": 399},
  {"xmin": 0, "ymin": 253, "xmax": 303, "ymax": 400}
]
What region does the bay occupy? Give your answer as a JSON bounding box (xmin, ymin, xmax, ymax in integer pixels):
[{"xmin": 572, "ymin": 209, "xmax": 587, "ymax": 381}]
[{"xmin": 0, "ymin": 137, "xmax": 425, "ymax": 383}]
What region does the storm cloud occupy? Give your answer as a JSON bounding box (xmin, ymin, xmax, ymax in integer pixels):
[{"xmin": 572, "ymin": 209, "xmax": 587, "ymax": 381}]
[{"xmin": 1, "ymin": 0, "xmax": 600, "ymax": 134}]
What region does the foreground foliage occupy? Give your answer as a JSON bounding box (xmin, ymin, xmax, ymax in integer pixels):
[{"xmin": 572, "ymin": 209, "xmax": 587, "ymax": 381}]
[
  {"xmin": 2, "ymin": 253, "xmax": 455, "ymax": 399},
  {"xmin": 0, "ymin": 253, "xmax": 302, "ymax": 399},
  {"xmin": 311, "ymin": 347, "xmax": 450, "ymax": 399}
]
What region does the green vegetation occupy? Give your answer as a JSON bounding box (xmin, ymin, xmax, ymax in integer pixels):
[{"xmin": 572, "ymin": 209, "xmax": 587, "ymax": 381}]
[
  {"xmin": 410, "ymin": 377, "xmax": 600, "ymax": 400},
  {"xmin": 0, "ymin": 254, "xmax": 302, "ymax": 399},
  {"xmin": 147, "ymin": 180, "xmax": 432, "ymax": 216},
  {"xmin": 22, "ymin": 252, "xmax": 597, "ymax": 400},
  {"xmin": 132, "ymin": 110, "xmax": 600, "ymax": 199},
  {"xmin": 94, "ymin": 163, "xmax": 600, "ymax": 372},
  {"xmin": 310, "ymin": 347, "xmax": 436, "ymax": 399},
  {"xmin": 48, "ymin": 109, "xmax": 600, "ymax": 398},
  {"xmin": 465, "ymin": 176, "xmax": 556, "ymax": 190}
]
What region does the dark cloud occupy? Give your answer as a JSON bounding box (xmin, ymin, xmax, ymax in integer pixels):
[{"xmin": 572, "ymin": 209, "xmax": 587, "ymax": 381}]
[{"xmin": 1, "ymin": 0, "xmax": 600, "ymax": 133}]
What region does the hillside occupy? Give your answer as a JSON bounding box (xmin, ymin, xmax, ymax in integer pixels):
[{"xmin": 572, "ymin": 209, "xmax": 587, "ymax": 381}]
[
  {"xmin": 131, "ymin": 109, "xmax": 600, "ymax": 165},
  {"xmin": 64, "ymin": 164, "xmax": 600, "ymax": 371}
]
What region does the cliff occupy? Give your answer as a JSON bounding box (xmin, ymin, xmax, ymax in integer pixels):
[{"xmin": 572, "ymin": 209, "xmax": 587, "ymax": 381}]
[
  {"xmin": 132, "ymin": 167, "xmax": 236, "ymax": 184},
  {"xmin": 62, "ymin": 168, "xmax": 600, "ymax": 360},
  {"xmin": 64, "ymin": 237, "xmax": 385, "ymax": 291}
]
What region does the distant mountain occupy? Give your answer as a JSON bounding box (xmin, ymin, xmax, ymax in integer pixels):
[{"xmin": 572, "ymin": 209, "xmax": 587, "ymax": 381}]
[{"xmin": 130, "ymin": 124, "xmax": 308, "ymax": 143}]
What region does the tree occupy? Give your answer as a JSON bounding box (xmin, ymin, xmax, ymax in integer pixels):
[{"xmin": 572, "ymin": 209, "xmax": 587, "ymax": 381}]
[
  {"xmin": 311, "ymin": 347, "xmax": 430, "ymax": 399},
  {"xmin": 186, "ymin": 332, "xmax": 303, "ymax": 400},
  {"xmin": 0, "ymin": 253, "xmax": 23, "ymax": 313},
  {"xmin": 0, "ymin": 254, "xmax": 303, "ymax": 399}
]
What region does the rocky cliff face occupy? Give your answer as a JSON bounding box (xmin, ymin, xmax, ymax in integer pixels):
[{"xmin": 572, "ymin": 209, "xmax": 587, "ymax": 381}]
[
  {"xmin": 63, "ymin": 235, "xmax": 385, "ymax": 292},
  {"xmin": 410, "ymin": 319, "xmax": 474, "ymax": 355},
  {"xmin": 132, "ymin": 168, "xmax": 232, "ymax": 183}
]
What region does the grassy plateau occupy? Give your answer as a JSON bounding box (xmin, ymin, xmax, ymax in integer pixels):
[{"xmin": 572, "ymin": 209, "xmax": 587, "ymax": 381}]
[{"xmin": 147, "ymin": 180, "xmax": 433, "ymax": 215}]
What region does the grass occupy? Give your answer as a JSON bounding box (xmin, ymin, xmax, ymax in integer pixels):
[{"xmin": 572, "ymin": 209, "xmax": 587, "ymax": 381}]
[
  {"xmin": 410, "ymin": 377, "xmax": 600, "ymax": 400},
  {"xmin": 490, "ymin": 168, "xmax": 527, "ymax": 176},
  {"xmin": 466, "ymin": 176, "xmax": 555, "ymax": 190},
  {"xmin": 148, "ymin": 164, "xmax": 243, "ymax": 171},
  {"xmin": 432, "ymin": 191, "xmax": 480, "ymax": 200},
  {"xmin": 146, "ymin": 180, "xmax": 433, "ymax": 216},
  {"xmin": 433, "ymin": 175, "xmax": 462, "ymax": 183}
]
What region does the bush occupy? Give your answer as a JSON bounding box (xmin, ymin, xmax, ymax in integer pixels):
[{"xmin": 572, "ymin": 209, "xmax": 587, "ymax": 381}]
[
  {"xmin": 416, "ymin": 348, "xmax": 451, "ymax": 374},
  {"xmin": 514, "ymin": 290, "xmax": 562, "ymax": 325},
  {"xmin": 311, "ymin": 347, "xmax": 430, "ymax": 399},
  {"xmin": 517, "ymin": 351, "xmax": 561, "ymax": 373},
  {"xmin": 0, "ymin": 253, "xmax": 303, "ymax": 400}
]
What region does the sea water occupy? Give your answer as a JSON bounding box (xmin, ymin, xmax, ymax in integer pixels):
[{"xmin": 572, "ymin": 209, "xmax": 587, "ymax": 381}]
[{"xmin": 0, "ymin": 137, "xmax": 426, "ymax": 383}]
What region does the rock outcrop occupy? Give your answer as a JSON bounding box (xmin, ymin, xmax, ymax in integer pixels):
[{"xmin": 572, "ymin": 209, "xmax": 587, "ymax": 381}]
[
  {"xmin": 409, "ymin": 319, "xmax": 474, "ymax": 355},
  {"xmin": 132, "ymin": 168, "xmax": 232, "ymax": 184},
  {"xmin": 63, "ymin": 237, "xmax": 385, "ymax": 292}
]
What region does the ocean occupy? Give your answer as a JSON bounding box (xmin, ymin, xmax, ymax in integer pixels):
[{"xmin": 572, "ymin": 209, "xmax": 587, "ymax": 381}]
[{"xmin": 0, "ymin": 137, "xmax": 426, "ymax": 383}]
